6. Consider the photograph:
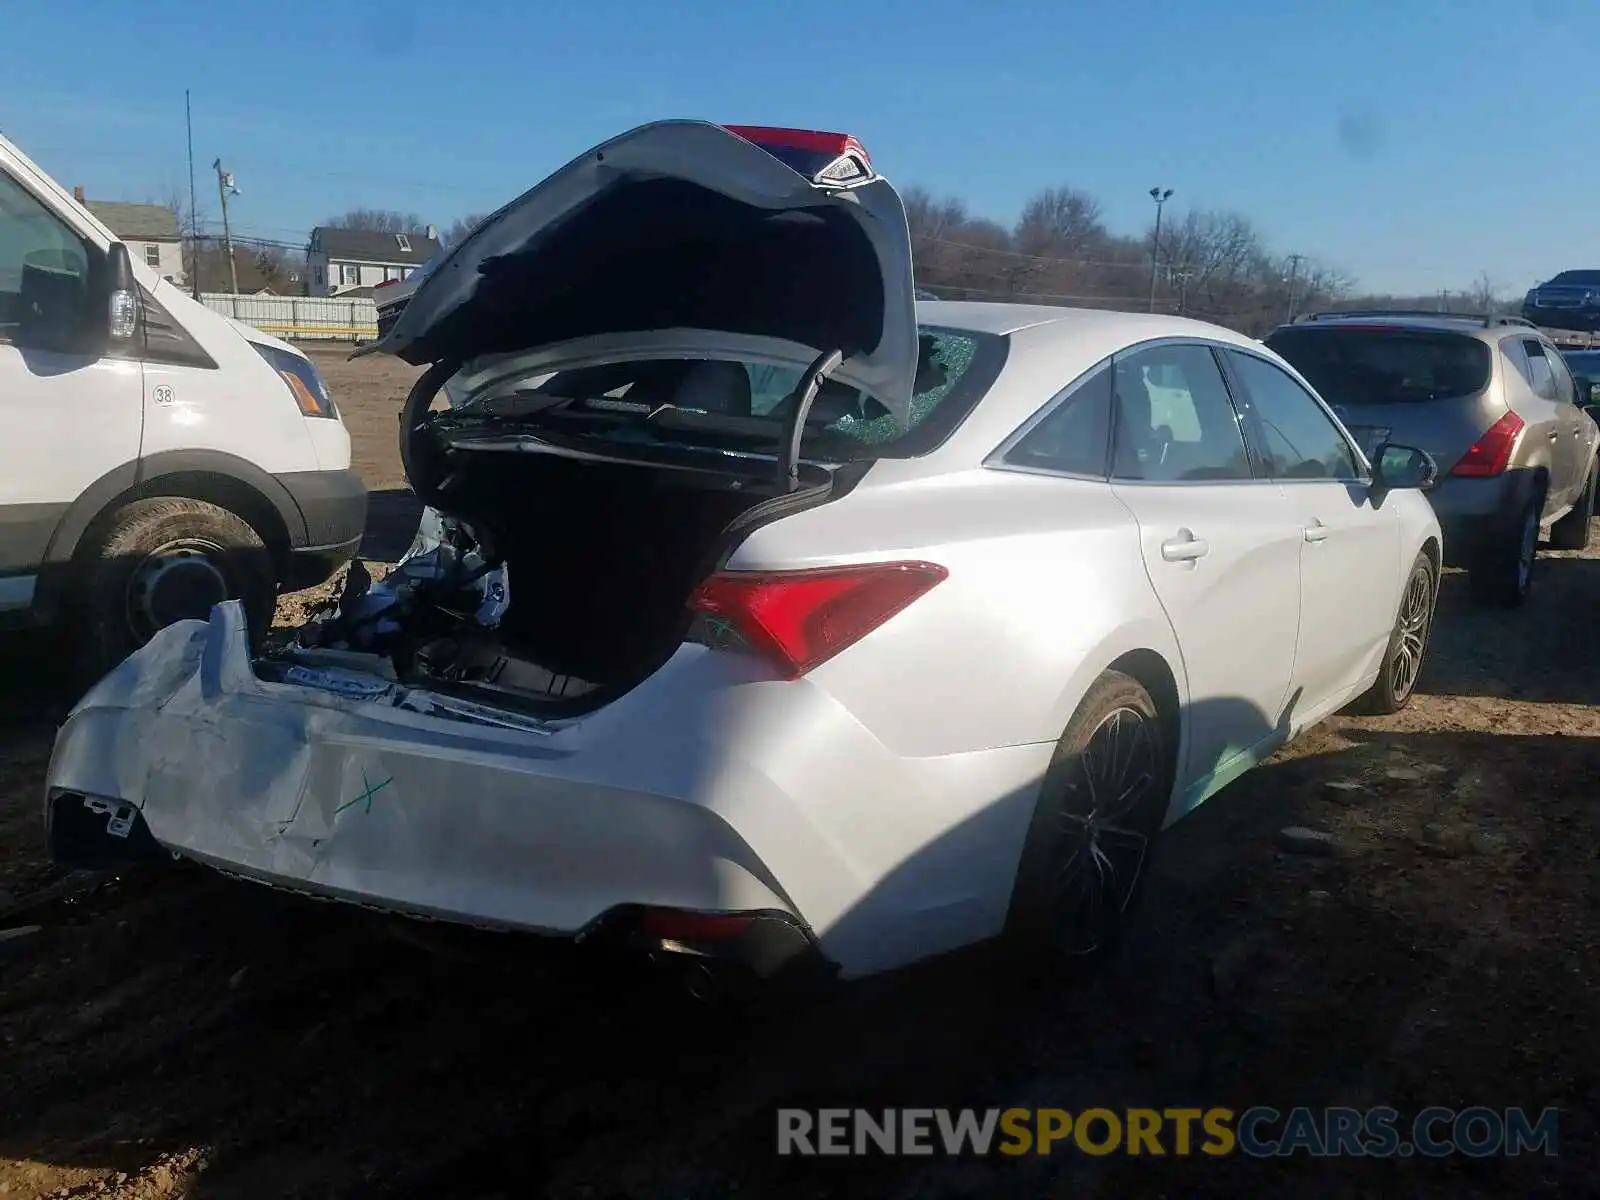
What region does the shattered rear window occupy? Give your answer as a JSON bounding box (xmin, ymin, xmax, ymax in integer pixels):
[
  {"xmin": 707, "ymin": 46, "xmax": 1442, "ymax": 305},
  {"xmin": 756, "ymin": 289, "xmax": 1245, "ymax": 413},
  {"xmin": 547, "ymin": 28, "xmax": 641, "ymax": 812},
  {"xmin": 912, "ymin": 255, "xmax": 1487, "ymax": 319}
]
[
  {"xmin": 741, "ymin": 327, "xmax": 987, "ymax": 450},
  {"xmin": 531, "ymin": 325, "xmax": 1007, "ymax": 460}
]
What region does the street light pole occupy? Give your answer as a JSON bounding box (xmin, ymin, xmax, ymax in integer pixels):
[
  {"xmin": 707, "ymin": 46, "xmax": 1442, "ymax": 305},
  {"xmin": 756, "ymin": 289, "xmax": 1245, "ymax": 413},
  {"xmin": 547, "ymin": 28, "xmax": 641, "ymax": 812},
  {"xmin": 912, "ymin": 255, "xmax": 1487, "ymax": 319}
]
[
  {"xmin": 1174, "ymin": 269, "xmax": 1193, "ymax": 316},
  {"xmin": 186, "ymin": 90, "xmax": 200, "ymax": 300},
  {"xmin": 1285, "ymin": 252, "xmax": 1304, "ymax": 322},
  {"xmin": 1148, "ymin": 187, "xmax": 1173, "ymax": 313},
  {"xmin": 213, "ymin": 158, "xmax": 240, "ymax": 295}
]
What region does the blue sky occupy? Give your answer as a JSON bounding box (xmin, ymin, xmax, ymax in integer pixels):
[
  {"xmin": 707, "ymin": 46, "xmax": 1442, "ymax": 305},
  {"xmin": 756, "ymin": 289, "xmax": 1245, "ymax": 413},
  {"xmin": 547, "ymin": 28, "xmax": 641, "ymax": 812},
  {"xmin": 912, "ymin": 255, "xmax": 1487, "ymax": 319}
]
[{"xmin": 1, "ymin": 0, "xmax": 1591, "ymax": 295}]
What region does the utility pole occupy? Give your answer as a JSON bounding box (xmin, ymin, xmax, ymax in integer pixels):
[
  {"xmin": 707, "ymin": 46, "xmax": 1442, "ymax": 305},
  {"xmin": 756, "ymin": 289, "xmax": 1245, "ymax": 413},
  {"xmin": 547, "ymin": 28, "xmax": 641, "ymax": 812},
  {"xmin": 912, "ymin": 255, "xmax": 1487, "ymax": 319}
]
[
  {"xmin": 1439, "ymin": 289, "xmax": 1450, "ymax": 313},
  {"xmin": 213, "ymin": 158, "xmax": 240, "ymax": 295},
  {"xmin": 1148, "ymin": 186, "xmax": 1173, "ymax": 313},
  {"xmin": 1285, "ymin": 253, "xmax": 1304, "ymax": 322},
  {"xmin": 1174, "ymin": 269, "xmax": 1194, "ymax": 317},
  {"xmin": 186, "ymin": 91, "xmax": 200, "ymax": 299}
]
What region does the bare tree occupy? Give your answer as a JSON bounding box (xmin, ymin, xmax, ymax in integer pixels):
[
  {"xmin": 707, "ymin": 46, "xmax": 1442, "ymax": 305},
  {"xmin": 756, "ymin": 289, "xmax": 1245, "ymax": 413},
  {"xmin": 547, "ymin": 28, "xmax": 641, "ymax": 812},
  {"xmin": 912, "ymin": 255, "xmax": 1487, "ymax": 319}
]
[
  {"xmin": 1467, "ymin": 271, "xmax": 1503, "ymax": 314},
  {"xmin": 251, "ymin": 244, "xmax": 299, "ymax": 293},
  {"xmin": 440, "ymin": 212, "xmax": 491, "ymax": 251},
  {"xmin": 158, "ymin": 184, "xmax": 210, "ymax": 289},
  {"xmin": 1013, "ymin": 186, "xmax": 1104, "ymax": 258},
  {"xmin": 322, "ymin": 208, "xmax": 428, "ymax": 233},
  {"xmin": 886, "ymin": 179, "xmax": 1365, "ymax": 329}
]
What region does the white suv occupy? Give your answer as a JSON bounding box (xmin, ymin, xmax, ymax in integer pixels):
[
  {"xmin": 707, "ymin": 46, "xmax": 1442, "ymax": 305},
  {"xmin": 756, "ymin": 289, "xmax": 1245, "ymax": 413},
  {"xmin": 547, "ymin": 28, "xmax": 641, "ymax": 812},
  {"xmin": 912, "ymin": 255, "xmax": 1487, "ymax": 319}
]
[{"xmin": 0, "ymin": 132, "xmax": 367, "ymax": 679}]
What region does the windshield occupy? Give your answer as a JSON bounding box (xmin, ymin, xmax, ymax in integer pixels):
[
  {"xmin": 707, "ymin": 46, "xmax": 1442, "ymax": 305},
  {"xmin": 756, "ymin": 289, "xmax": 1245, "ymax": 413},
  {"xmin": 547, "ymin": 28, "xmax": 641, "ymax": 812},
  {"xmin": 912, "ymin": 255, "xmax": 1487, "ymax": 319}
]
[
  {"xmin": 1546, "ymin": 271, "xmax": 1600, "ymax": 287},
  {"xmin": 446, "ymin": 325, "xmax": 1008, "ymax": 460},
  {"xmin": 1264, "ymin": 327, "xmax": 1492, "ymax": 406}
]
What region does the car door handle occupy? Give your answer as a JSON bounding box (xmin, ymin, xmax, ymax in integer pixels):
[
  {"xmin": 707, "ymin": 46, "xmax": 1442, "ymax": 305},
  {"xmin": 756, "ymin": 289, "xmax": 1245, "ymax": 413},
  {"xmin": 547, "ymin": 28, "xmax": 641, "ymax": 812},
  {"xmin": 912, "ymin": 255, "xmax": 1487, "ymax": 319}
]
[
  {"xmin": 1303, "ymin": 521, "xmax": 1329, "ymax": 543},
  {"xmin": 1160, "ymin": 531, "xmax": 1210, "ymax": 561},
  {"xmin": 1549, "ymin": 430, "xmax": 1561, "ymax": 441}
]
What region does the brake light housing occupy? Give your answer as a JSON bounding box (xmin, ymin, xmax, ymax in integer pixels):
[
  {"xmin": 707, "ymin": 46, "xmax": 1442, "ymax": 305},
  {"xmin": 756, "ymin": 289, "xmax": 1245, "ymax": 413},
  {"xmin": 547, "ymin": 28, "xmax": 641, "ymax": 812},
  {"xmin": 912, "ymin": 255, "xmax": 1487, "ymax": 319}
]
[
  {"xmin": 723, "ymin": 125, "xmax": 875, "ymax": 187},
  {"xmin": 687, "ymin": 561, "xmax": 947, "ymax": 679},
  {"xmin": 1450, "ymin": 410, "xmax": 1525, "ymax": 477}
]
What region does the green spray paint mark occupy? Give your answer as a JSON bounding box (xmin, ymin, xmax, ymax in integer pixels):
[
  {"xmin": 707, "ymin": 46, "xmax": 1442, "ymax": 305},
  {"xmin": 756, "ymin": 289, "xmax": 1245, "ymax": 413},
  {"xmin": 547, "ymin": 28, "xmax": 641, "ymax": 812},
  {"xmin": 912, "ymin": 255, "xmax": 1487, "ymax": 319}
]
[{"xmin": 335, "ymin": 769, "xmax": 393, "ymax": 816}]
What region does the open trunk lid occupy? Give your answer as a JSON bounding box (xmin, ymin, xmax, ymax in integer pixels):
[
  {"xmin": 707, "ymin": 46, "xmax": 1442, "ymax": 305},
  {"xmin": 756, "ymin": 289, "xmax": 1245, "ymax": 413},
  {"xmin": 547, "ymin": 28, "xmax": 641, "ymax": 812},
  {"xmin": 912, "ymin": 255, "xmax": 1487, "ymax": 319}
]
[{"xmin": 360, "ymin": 119, "xmax": 920, "ymax": 427}]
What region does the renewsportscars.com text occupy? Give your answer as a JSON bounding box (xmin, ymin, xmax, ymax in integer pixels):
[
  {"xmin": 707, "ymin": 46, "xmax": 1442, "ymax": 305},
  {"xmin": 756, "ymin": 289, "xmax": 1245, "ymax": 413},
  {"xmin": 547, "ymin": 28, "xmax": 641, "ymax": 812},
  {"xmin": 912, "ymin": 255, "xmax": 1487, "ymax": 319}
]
[{"xmin": 776, "ymin": 1106, "xmax": 1560, "ymax": 1158}]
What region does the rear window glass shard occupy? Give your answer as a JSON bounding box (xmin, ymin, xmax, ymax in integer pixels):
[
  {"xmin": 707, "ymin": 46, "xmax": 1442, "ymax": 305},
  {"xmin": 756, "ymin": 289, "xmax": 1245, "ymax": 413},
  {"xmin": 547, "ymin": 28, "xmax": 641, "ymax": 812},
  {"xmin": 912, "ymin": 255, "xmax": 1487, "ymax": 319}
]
[{"xmin": 1265, "ymin": 327, "xmax": 1492, "ymax": 406}]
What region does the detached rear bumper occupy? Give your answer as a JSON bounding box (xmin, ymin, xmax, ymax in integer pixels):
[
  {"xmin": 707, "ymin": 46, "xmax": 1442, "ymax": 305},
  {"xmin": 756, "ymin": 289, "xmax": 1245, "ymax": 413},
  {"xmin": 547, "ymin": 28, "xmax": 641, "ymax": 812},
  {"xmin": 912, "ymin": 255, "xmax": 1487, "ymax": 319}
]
[{"xmin": 43, "ymin": 603, "xmax": 815, "ymax": 978}]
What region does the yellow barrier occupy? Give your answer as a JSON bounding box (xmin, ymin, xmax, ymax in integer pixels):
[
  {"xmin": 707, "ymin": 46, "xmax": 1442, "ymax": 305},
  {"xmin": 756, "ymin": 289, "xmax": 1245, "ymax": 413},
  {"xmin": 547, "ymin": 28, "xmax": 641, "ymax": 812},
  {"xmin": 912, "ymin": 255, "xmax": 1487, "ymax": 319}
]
[{"xmin": 249, "ymin": 324, "xmax": 377, "ymax": 339}]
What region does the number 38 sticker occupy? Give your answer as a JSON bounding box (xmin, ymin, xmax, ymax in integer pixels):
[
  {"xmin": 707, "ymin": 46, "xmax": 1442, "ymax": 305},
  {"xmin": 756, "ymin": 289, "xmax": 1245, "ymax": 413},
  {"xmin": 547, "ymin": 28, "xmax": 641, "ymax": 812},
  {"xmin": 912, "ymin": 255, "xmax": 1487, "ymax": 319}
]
[{"xmin": 152, "ymin": 384, "xmax": 175, "ymax": 406}]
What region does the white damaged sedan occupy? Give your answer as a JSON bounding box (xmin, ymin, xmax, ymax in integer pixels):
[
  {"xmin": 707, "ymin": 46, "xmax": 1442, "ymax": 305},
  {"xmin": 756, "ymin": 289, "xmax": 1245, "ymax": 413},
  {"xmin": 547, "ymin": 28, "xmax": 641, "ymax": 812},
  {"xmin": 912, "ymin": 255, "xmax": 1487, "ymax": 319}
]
[{"xmin": 46, "ymin": 121, "xmax": 1443, "ymax": 987}]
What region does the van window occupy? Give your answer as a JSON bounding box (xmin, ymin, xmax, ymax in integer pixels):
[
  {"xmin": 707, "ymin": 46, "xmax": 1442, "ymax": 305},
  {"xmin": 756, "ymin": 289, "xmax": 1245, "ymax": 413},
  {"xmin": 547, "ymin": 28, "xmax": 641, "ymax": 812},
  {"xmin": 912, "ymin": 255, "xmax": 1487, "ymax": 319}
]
[{"xmin": 0, "ymin": 170, "xmax": 93, "ymax": 351}]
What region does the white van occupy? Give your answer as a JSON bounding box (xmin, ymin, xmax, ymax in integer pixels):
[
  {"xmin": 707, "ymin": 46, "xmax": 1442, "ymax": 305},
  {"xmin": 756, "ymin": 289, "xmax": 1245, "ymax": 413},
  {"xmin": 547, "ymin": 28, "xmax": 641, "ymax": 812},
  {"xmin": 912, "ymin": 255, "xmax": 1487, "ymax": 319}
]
[{"xmin": 0, "ymin": 132, "xmax": 367, "ymax": 678}]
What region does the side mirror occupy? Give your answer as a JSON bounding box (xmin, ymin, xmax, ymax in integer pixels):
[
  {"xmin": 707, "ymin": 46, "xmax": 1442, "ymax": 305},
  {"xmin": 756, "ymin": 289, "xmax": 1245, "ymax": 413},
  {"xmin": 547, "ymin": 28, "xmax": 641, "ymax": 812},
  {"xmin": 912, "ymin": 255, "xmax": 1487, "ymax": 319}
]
[
  {"xmin": 1372, "ymin": 442, "xmax": 1438, "ymax": 491},
  {"xmin": 1574, "ymin": 373, "xmax": 1600, "ymax": 411},
  {"xmin": 104, "ymin": 242, "xmax": 139, "ymax": 345}
]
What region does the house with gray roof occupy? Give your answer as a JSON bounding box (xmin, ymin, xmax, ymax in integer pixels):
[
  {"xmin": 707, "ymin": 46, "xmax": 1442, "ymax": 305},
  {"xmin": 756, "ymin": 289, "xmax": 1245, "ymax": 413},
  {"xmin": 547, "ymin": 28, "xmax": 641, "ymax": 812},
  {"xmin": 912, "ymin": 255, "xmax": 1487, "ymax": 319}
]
[
  {"xmin": 306, "ymin": 225, "xmax": 440, "ymax": 297},
  {"xmin": 75, "ymin": 189, "xmax": 185, "ymax": 286}
]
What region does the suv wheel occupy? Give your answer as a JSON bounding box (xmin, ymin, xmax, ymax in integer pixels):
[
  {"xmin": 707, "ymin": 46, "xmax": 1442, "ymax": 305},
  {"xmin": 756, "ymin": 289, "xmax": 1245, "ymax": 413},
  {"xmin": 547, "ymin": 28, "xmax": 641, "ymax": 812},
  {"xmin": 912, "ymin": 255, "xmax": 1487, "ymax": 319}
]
[
  {"xmin": 1549, "ymin": 464, "xmax": 1596, "ymax": 551},
  {"xmin": 74, "ymin": 496, "xmax": 276, "ymax": 683},
  {"xmin": 1469, "ymin": 498, "xmax": 1540, "ymax": 608}
]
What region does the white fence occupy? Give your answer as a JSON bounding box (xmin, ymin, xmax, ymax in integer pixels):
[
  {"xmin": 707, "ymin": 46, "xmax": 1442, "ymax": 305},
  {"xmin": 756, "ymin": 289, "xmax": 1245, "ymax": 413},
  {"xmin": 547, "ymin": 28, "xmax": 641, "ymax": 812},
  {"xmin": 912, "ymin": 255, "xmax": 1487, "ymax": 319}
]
[{"xmin": 199, "ymin": 293, "xmax": 377, "ymax": 343}]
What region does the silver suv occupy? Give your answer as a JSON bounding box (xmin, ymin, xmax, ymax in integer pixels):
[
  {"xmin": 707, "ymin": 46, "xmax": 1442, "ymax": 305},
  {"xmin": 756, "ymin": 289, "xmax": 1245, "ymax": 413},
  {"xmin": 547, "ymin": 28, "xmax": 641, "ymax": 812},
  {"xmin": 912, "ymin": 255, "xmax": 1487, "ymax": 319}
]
[{"xmin": 1265, "ymin": 311, "xmax": 1600, "ymax": 606}]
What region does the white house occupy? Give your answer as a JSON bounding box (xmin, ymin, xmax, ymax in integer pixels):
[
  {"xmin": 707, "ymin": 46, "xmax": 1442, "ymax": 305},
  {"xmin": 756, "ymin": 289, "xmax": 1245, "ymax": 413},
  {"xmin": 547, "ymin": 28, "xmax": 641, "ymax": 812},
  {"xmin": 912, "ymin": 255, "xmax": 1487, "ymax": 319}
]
[
  {"xmin": 306, "ymin": 225, "xmax": 441, "ymax": 297},
  {"xmin": 78, "ymin": 191, "xmax": 185, "ymax": 286}
]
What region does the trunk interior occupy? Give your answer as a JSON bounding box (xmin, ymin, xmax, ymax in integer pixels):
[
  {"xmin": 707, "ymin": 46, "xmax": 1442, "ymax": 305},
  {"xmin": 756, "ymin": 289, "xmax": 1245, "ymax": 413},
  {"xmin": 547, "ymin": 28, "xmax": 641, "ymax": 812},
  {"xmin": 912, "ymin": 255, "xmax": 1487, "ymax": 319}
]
[{"xmin": 404, "ymin": 445, "xmax": 828, "ymax": 705}]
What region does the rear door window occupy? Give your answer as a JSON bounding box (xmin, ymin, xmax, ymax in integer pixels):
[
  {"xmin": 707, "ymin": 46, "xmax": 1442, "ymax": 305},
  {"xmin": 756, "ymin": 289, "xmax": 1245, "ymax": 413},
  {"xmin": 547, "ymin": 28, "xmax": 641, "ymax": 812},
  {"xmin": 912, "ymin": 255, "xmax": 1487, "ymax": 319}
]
[
  {"xmin": 1265, "ymin": 327, "xmax": 1492, "ymax": 406},
  {"xmin": 1110, "ymin": 343, "xmax": 1254, "ymax": 482},
  {"xmin": 1520, "ymin": 339, "xmax": 1559, "ymax": 401},
  {"xmin": 1543, "ymin": 343, "xmax": 1579, "ymax": 406}
]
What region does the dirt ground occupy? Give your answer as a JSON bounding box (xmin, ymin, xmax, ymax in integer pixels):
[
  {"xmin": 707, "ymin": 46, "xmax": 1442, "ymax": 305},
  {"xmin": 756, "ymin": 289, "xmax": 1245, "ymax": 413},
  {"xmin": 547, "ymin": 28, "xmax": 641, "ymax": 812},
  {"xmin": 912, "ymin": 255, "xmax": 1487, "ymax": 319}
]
[{"xmin": 0, "ymin": 345, "xmax": 1596, "ymax": 1198}]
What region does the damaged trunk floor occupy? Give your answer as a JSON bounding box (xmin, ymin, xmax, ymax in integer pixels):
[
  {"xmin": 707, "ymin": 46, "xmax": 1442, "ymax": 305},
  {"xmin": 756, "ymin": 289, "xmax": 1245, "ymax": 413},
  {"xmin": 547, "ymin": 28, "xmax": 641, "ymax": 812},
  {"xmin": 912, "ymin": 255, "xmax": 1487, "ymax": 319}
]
[{"xmin": 2, "ymin": 532, "xmax": 1599, "ymax": 1193}]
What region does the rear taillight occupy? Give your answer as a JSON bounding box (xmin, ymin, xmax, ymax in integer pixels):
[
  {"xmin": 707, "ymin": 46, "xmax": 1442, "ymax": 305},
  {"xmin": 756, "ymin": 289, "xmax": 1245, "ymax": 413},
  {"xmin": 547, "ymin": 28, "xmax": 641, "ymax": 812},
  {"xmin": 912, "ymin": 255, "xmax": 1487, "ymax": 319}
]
[
  {"xmin": 1450, "ymin": 410, "xmax": 1525, "ymax": 477},
  {"xmin": 722, "ymin": 125, "xmax": 874, "ymax": 186},
  {"xmin": 687, "ymin": 561, "xmax": 947, "ymax": 679},
  {"xmin": 638, "ymin": 909, "xmax": 755, "ymax": 941}
]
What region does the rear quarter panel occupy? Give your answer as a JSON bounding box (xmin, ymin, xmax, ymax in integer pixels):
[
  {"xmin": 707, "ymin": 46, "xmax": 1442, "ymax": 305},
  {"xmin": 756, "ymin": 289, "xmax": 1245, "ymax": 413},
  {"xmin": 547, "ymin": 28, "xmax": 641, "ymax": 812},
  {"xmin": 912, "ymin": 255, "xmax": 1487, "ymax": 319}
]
[
  {"xmin": 725, "ymin": 467, "xmax": 1184, "ymax": 759},
  {"xmin": 1499, "ymin": 339, "xmax": 1564, "ymax": 479}
]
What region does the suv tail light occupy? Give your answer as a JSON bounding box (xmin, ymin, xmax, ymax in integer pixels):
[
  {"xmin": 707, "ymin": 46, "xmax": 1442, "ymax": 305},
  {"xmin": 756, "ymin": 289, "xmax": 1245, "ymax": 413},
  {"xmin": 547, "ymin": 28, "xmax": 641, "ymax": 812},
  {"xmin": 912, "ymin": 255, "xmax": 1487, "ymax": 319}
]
[
  {"xmin": 1450, "ymin": 410, "xmax": 1525, "ymax": 477},
  {"xmin": 687, "ymin": 561, "xmax": 947, "ymax": 679}
]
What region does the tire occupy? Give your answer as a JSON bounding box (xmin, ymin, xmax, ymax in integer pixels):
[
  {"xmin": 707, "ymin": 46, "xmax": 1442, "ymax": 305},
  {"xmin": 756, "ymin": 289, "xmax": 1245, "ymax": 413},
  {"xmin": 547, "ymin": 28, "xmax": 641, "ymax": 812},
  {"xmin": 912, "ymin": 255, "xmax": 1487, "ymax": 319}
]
[
  {"xmin": 73, "ymin": 496, "xmax": 276, "ymax": 682},
  {"xmin": 1355, "ymin": 552, "xmax": 1437, "ymax": 715},
  {"xmin": 1548, "ymin": 463, "xmax": 1595, "ymax": 551},
  {"xmin": 1003, "ymin": 670, "xmax": 1171, "ymax": 976},
  {"xmin": 1468, "ymin": 497, "xmax": 1540, "ymax": 609}
]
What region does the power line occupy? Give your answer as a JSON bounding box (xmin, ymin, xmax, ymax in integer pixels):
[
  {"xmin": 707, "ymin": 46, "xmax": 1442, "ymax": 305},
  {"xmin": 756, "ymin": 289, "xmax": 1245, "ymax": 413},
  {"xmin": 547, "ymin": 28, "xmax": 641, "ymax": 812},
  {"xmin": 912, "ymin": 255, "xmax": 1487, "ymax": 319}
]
[{"xmin": 913, "ymin": 232, "xmax": 1161, "ymax": 270}]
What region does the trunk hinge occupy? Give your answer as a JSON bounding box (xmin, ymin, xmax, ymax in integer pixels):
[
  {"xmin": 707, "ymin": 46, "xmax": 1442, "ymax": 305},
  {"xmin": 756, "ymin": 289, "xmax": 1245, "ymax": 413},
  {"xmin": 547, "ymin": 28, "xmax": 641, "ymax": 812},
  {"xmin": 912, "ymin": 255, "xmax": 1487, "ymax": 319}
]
[
  {"xmin": 777, "ymin": 348, "xmax": 845, "ymax": 492},
  {"xmin": 399, "ymin": 357, "xmax": 461, "ymax": 502}
]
